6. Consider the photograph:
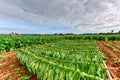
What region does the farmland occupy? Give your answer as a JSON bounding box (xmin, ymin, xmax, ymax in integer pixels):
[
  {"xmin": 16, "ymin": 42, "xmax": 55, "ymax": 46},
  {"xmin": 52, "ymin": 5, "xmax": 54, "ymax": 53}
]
[
  {"xmin": 0, "ymin": 51, "xmax": 37, "ymax": 80},
  {"xmin": 0, "ymin": 34, "xmax": 120, "ymax": 80},
  {"xmin": 97, "ymin": 41, "xmax": 120, "ymax": 79}
]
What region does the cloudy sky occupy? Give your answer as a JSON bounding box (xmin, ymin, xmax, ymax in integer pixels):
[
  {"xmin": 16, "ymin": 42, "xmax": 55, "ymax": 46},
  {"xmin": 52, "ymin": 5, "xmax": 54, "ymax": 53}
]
[{"xmin": 0, "ymin": 0, "xmax": 120, "ymax": 34}]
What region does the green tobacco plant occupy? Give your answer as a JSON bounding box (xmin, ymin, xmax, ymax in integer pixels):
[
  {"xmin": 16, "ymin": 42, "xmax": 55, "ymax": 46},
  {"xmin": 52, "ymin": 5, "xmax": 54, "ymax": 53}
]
[
  {"xmin": 17, "ymin": 40, "xmax": 106, "ymax": 80},
  {"xmin": 0, "ymin": 35, "xmax": 63, "ymax": 53}
]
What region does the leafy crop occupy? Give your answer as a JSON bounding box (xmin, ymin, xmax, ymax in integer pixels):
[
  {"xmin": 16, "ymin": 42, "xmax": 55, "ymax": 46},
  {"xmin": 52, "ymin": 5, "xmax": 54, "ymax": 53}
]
[
  {"xmin": 17, "ymin": 40, "xmax": 106, "ymax": 80},
  {"xmin": 0, "ymin": 35, "xmax": 63, "ymax": 53},
  {"xmin": 0, "ymin": 34, "xmax": 120, "ymax": 53}
]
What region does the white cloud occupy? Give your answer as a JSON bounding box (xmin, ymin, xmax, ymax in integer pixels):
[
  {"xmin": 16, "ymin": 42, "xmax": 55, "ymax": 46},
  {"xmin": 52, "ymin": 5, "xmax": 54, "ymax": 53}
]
[{"xmin": 0, "ymin": 0, "xmax": 120, "ymax": 33}]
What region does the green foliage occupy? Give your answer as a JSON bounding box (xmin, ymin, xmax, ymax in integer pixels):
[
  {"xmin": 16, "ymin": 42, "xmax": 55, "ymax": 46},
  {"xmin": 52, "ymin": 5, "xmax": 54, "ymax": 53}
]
[
  {"xmin": 0, "ymin": 34, "xmax": 120, "ymax": 53},
  {"xmin": 64, "ymin": 34, "xmax": 120, "ymax": 40},
  {"xmin": 16, "ymin": 40, "xmax": 106, "ymax": 80},
  {"xmin": 18, "ymin": 75, "xmax": 31, "ymax": 80},
  {"xmin": 0, "ymin": 35, "xmax": 63, "ymax": 53}
]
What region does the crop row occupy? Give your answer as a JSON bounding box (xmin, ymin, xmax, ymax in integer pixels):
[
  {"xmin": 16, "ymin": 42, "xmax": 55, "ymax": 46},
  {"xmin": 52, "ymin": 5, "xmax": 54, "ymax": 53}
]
[
  {"xmin": 0, "ymin": 34, "xmax": 120, "ymax": 53},
  {"xmin": 0, "ymin": 35, "xmax": 63, "ymax": 53},
  {"xmin": 16, "ymin": 40, "xmax": 106, "ymax": 80},
  {"xmin": 64, "ymin": 34, "xmax": 120, "ymax": 40}
]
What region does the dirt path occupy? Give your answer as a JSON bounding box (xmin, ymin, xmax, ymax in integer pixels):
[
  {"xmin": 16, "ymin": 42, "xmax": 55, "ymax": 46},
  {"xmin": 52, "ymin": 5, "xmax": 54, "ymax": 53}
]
[
  {"xmin": 97, "ymin": 41, "xmax": 120, "ymax": 79},
  {"xmin": 0, "ymin": 52, "xmax": 37, "ymax": 80}
]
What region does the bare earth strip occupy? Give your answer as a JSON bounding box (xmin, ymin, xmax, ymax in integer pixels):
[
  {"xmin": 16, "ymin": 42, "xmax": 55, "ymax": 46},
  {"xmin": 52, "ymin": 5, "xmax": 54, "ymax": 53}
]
[
  {"xmin": 0, "ymin": 52, "xmax": 37, "ymax": 80},
  {"xmin": 97, "ymin": 41, "xmax": 120, "ymax": 80}
]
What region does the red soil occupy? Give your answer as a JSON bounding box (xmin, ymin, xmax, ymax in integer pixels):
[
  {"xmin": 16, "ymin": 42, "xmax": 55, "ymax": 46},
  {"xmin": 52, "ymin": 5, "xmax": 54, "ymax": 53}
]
[
  {"xmin": 0, "ymin": 51, "xmax": 37, "ymax": 80},
  {"xmin": 97, "ymin": 41, "xmax": 120, "ymax": 79}
]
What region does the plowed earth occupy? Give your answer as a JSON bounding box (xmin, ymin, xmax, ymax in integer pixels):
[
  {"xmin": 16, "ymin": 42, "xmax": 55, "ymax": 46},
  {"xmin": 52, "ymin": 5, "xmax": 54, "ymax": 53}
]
[
  {"xmin": 97, "ymin": 41, "xmax": 120, "ymax": 80},
  {"xmin": 0, "ymin": 52, "xmax": 37, "ymax": 80}
]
